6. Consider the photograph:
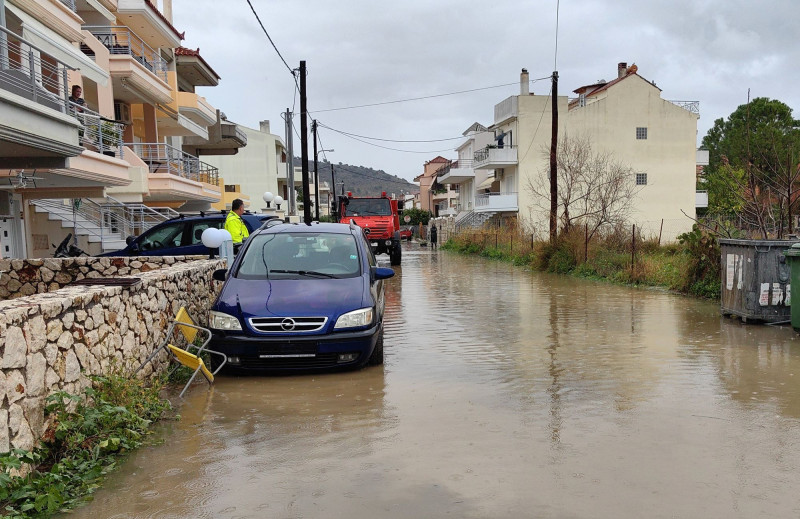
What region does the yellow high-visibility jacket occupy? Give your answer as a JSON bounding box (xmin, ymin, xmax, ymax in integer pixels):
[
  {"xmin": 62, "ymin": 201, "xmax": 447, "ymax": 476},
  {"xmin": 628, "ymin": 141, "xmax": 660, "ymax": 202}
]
[{"xmin": 224, "ymin": 211, "xmax": 250, "ymax": 244}]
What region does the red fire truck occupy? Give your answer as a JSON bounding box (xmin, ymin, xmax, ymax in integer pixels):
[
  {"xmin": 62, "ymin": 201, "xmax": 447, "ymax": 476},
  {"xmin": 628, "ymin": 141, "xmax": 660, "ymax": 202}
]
[{"xmin": 337, "ymin": 192, "xmax": 403, "ymax": 265}]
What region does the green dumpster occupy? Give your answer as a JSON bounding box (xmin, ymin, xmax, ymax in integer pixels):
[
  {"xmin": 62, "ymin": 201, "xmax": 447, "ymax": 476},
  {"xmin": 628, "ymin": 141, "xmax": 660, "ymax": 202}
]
[{"xmin": 784, "ymin": 243, "xmax": 800, "ymax": 331}]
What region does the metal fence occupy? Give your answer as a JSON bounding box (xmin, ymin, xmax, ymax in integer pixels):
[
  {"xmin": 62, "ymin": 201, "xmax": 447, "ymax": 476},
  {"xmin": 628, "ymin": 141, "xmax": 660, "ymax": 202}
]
[
  {"xmin": 84, "ymin": 26, "xmax": 168, "ymax": 83},
  {"xmin": 0, "ymin": 25, "xmax": 74, "ymax": 115},
  {"xmin": 127, "ymin": 143, "xmax": 219, "ymax": 186},
  {"xmin": 70, "ymin": 102, "xmax": 125, "ymax": 159}
]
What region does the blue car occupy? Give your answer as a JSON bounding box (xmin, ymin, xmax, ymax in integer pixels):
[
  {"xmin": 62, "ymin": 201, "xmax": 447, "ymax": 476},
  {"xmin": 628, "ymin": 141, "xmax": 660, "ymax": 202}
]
[
  {"xmin": 208, "ymin": 221, "xmax": 395, "ymax": 373},
  {"xmin": 100, "ymin": 212, "xmax": 276, "ymax": 256}
]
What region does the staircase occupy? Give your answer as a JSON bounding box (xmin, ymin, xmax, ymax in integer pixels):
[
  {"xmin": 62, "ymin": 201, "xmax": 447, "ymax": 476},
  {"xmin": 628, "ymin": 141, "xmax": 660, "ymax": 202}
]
[
  {"xmin": 31, "ymin": 197, "xmax": 178, "ymax": 253},
  {"xmin": 455, "ymin": 210, "xmax": 496, "ymax": 233}
]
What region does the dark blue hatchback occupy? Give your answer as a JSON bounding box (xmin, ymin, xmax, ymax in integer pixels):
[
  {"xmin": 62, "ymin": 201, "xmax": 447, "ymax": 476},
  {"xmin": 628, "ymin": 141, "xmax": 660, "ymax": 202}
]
[
  {"xmin": 208, "ymin": 221, "xmax": 395, "ymax": 373},
  {"xmin": 99, "ymin": 212, "xmax": 276, "ymax": 257}
]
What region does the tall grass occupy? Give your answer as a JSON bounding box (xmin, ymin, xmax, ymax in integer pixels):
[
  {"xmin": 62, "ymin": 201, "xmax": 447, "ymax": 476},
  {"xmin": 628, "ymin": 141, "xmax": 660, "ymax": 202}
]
[{"xmin": 442, "ymin": 224, "xmax": 721, "ymax": 299}]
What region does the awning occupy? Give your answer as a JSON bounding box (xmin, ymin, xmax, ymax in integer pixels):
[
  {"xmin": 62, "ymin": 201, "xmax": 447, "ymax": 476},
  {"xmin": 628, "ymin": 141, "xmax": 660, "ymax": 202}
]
[
  {"xmin": 477, "ymin": 176, "xmax": 496, "ymax": 190},
  {"xmin": 6, "ymin": 3, "xmax": 109, "ymax": 86}
]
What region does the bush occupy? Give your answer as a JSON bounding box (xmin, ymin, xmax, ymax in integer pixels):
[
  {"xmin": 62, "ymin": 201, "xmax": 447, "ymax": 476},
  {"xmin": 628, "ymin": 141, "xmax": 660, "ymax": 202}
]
[{"xmin": 0, "ymin": 375, "xmax": 171, "ymax": 517}]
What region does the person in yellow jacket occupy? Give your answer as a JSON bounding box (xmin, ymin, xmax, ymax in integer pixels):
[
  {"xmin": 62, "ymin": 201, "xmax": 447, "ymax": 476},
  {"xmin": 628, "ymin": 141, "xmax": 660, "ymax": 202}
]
[{"xmin": 225, "ymin": 199, "xmax": 249, "ymax": 251}]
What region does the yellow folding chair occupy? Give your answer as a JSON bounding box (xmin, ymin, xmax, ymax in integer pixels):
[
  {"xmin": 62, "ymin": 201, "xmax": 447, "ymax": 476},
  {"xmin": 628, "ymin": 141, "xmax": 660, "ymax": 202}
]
[{"xmin": 136, "ymin": 306, "xmax": 227, "ymax": 397}]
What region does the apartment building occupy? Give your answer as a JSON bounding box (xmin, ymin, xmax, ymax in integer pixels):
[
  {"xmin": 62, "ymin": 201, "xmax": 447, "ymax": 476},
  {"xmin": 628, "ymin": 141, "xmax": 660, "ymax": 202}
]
[
  {"xmin": 0, "ymin": 0, "xmax": 245, "ymax": 258},
  {"xmin": 443, "ymin": 65, "xmax": 699, "ymax": 240}
]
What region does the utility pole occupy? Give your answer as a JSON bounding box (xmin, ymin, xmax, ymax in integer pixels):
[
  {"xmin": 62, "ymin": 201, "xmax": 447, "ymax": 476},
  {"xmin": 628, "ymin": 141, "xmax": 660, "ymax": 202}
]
[
  {"xmin": 330, "ymin": 163, "xmax": 337, "ymax": 221},
  {"xmin": 549, "ymin": 70, "xmax": 559, "ymax": 244},
  {"xmin": 299, "ymin": 61, "xmax": 311, "ymax": 224},
  {"xmin": 312, "ymin": 119, "xmax": 320, "ymax": 221},
  {"xmin": 283, "ymin": 108, "xmax": 295, "ymax": 216}
]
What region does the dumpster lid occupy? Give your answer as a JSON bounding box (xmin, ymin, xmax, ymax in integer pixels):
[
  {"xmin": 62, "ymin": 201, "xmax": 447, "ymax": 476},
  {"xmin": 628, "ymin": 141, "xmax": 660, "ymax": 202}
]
[
  {"xmin": 784, "ymin": 242, "xmax": 800, "ymax": 256},
  {"xmin": 719, "ymin": 238, "xmax": 800, "ymax": 247}
]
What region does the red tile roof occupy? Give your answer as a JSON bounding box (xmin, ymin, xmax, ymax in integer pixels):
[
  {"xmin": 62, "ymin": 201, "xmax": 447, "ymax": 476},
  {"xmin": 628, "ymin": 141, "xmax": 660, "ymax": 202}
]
[
  {"xmin": 176, "ymin": 46, "xmax": 221, "ymax": 80},
  {"xmin": 144, "ymin": 0, "xmax": 185, "ymax": 41}
]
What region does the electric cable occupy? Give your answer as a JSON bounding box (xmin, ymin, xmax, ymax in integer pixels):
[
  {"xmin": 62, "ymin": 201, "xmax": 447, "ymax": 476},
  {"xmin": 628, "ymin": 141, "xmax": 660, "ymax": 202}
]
[
  {"xmin": 317, "ymin": 122, "xmax": 489, "ymax": 143},
  {"xmin": 244, "ymin": 0, "xmax": 294, "ymax": 75},
  {"xmin": 313, "ymin": 77, "xmax": 551, "ymax": 113}
]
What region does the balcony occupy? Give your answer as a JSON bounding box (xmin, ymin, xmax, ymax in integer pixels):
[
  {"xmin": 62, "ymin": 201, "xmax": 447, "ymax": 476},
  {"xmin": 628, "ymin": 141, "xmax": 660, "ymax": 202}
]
[
  {"xmin": 6, "ymin": 0, "xmax": 84, "ymax": 42},
  {"xmin": 437, "ymin": 159, "xmax": 475, "ymax": 184},
  {"xmin": 127, "ymin": 142, "xmax": 221, "ymax": 202},
  {"xmin": 696, "ymin": 190, "xmax": 708, "ymax": 209},
  {"xmin": 85, "ymin": 25, "xmax": 172, "ymax": 105},
  {"xmin": 177, "ymin": 91, "xmax": 217, "ymax": 126},
  {"xmin": 72, "ymin": 102, "xmax": 126, "ymax": 159},
  {"xmin": 115, "ymin": 0, "xmax": 184, "ymax": 49},
  {"xmin": 175, "ymin": 47, "xmax": 220, "ymax": 88},
  {"xmin": 475, "ymin": 192, "xmax": 518, "ymax": 213},
  {"xmin": 184, "ymin": 112, "xmax": 247, "ymax": 156},
  {"xmin": 0, "ymin": 25, "xmax": 83, "ymax": 168},
  {"xmin": 473, "ymin": 145, "xmax": 518, "ymax": 170}
]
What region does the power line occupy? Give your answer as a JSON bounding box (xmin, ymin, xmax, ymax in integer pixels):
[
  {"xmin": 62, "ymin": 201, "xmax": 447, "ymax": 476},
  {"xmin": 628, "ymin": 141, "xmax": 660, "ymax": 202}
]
[
  {"xmin": 317, "ymin": 122, "xmax": 488, "ymax": 143},
  {"xmin": 313, "ymin": 78, "xmax": 551, "ymax": 113},
  {"xmin": 330, "ymin": 128, "xmax": 457, "ymax": 154},
  {"xmin": 519, "ymin": 84, "xmax": 553, "ymax": 164},
  {"xmin": 244, "ymin": 0, "xmax": 294, "ymax": 75}
]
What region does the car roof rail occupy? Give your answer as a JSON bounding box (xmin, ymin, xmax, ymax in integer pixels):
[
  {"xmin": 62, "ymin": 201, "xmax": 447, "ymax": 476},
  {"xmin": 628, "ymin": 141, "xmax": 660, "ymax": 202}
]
[{"xmin": 258, "ymin": 219, "xmax": 285, "ymax": 231}]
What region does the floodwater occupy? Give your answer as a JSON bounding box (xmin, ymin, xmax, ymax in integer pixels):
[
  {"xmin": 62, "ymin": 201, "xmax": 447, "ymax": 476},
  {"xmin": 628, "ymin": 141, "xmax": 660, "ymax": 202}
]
[{"xmin": 70, "ymin": 244, "xmax": 800, "ymax": 518}]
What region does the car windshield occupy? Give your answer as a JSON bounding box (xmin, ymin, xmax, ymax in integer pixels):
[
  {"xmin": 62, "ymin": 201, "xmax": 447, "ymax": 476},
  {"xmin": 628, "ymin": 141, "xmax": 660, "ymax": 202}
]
[
  {"xmin": 343, "ymin": 198, "xmax": 392, "ymax": 216},
  {"xmin": 236, "ymin": 232, "xmax": 360, "ymax": 279}
]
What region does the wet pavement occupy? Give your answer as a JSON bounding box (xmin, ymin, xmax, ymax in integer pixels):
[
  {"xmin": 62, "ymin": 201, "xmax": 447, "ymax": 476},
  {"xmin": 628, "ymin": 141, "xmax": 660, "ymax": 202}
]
[{"xmin": 70, "ymin": 243, "xmax": 800, "ymax": 518}]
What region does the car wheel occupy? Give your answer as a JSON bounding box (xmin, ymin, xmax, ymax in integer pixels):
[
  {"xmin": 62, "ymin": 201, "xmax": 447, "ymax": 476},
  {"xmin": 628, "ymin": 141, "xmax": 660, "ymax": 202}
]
[{"xmin": 367, "ymin": 329, "xmax": 384, "ymax": 366}]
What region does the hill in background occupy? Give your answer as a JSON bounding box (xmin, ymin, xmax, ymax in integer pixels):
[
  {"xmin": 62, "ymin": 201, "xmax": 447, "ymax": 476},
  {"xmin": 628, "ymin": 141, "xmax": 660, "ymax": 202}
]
[{"xmin": 293, "ymin": 157, "xmax": 418, "ymax": 198}]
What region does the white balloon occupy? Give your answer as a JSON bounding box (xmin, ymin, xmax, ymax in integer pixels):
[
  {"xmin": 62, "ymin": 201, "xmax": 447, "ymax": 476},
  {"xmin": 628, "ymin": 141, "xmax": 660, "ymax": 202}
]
[
  {"xmin": 201, "ymin": 227, "xmax": 223, "ymax": 248},
  {"xmin": 262, "ymin": 191, "xmax": 274, "ymax": 203}
]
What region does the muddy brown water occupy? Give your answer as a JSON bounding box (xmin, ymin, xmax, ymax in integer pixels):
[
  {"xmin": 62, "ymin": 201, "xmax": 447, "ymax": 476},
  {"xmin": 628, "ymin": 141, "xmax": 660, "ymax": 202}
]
[{"xmin": 69, "ymin": 245, "xmax": 800, "ymax": 518}]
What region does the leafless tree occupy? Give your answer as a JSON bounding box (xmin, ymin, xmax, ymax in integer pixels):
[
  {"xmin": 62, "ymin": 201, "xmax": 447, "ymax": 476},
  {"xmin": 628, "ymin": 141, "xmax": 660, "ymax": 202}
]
[{"xmin": 527, "ymin": 134, "xmax": 641, "ymax": 240}]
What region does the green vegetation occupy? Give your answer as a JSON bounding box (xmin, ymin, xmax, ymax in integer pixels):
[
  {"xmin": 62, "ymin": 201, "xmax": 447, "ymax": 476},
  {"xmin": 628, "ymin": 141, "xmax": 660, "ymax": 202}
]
[
  {"xmin": 443, "ymin": 224, "xmax": 721, "ymax": 300},
  {"xmin": 400, "ymin": 208, "xmax": 432, "ymax": 226},
  {"xmin": 0, "ymin": 374, "xmax": 172, "ymax": 517}
]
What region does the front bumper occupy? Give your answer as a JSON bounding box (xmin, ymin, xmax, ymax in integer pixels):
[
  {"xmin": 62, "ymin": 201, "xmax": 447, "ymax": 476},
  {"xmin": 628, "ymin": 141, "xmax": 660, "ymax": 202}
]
[{"xmin": 209, "ymin": 322, "xmax": 381, "ymax": 372}]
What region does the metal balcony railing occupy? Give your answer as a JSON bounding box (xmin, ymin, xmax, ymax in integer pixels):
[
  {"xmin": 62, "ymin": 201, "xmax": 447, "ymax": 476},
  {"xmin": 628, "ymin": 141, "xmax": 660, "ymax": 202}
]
[
  {"xmin": 70, "ymin": 101, "xmax": 125, "ymax": 159},
  {"xmin": 0, "ymin": 25, "xmax": 75, "ymax": 115},
  {"xmin": 84, "ymin": 26, "xmax": 168, "ymax": 83},
  {"xmin": 668, "ymin": 100, "xmax": 700, "ymax": 115},
  {"xmin": 60, "ymin": 0, "xmax": 77, "ymax": 12},
  {"xmin": 127, "ymin": 143, "xmax": 219, "ymax": 186}
]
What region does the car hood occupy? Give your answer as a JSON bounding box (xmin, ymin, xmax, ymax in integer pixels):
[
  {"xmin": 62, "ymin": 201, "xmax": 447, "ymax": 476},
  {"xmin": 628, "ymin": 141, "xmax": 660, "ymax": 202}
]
[{"xmin": 219, "ymin": 276, "xmax": 366, "ymax": 318}]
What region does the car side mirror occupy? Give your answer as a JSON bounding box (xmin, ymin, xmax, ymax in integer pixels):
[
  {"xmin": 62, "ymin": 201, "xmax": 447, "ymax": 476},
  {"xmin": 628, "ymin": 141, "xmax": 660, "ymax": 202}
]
[
  {"xmin": 371, "ymin": 266, "xmax": 394, "ymax": 282},
  {"xmin": 212, "ymin": 268, "xmax": 228, "ymax": 282},
  {"xmin": 125, "ymin": 235, "xmax": 136, "ymax": 245}
]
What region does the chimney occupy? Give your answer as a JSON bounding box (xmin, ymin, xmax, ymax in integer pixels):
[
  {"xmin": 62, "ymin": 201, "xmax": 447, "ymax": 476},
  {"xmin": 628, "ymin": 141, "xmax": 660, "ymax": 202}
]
[
  {"xmin": 520, "ymin": 68, "xmax": 530, "ymax": 95},
  {"xmin": 259, "ymin": 120, "xmax": 271, "ymax": 134},
  {"xmin": 618, "ymin": 62, "xmax": 627, "ymax": 79}
]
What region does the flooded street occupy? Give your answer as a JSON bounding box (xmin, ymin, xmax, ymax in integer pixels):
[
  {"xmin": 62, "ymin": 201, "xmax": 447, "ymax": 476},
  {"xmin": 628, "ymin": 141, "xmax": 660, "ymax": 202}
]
[{"xmin": 71, "ymin": 244, "xmax": 800, "ymax": 518}]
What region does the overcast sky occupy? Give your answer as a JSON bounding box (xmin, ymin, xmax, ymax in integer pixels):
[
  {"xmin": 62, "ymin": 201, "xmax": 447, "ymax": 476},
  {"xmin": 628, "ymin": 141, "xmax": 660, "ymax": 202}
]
[{"xmin": 172, "ymin": 0, "xmax": 800, "ymax": 184}]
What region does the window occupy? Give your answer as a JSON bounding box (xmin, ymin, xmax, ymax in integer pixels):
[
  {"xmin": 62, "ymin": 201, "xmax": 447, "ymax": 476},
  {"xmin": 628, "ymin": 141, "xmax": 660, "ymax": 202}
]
[
  {"xmin": 578, "ymin": 93, "xmax": 586, "ymax": 107},
  {"xmin": 139, "ymin": 222, "xmax": 185, "ymax": 251},
  {"xmin": 636, "ymin": 127, "xmax": 648, "ymax": 140},
  {"xmin": 188, "ymin": 219, "xmax": 224, "ymax": 245},
  {"xmin": 636, "ymin": 173, "xmax": 648, "ymax": 185}
]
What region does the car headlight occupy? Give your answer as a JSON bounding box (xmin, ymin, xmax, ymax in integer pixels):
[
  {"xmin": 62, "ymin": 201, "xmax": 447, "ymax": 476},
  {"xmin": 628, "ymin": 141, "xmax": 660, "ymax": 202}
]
[
  {"xmin": 334, "ymin": 307, "xmax": 374, "ymax": 329},
  {"xmin": 209, "ymin": 310, "xmax": 242, "ymax": 331}
]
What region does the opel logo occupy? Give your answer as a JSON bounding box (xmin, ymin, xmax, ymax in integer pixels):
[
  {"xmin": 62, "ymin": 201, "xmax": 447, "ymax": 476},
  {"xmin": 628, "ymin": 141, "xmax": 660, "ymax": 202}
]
[{"xmin": 280, "ymin": 318, "xmax": 296, "ymax": 331}]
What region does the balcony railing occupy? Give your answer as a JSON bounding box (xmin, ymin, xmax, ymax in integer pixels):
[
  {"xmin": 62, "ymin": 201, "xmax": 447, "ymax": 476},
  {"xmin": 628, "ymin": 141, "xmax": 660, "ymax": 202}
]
[
  {"xmin": 70, "ymin": 101, "xmax": 125, "ymax": 159},
  {"xmin": 84, "ymin": 25, "xmax": 168, "ymax": 83},
  {"xmin": 668, "ymin": 100, "xmax": 700, "ymax": 115},
  {"xmin": 127, "ymin": 143, "xmax": 219, "ymax": 185},
  {"xmin": 60, "ymin": 0, "xmax": 77, "ymax": 11},
  {"xmin": 475, "ymin": 192, "xmax": 518, "ymax": 212},
  {"xmin": 0, "ymin": 25, "xmax": 74, "ymax": 115}
]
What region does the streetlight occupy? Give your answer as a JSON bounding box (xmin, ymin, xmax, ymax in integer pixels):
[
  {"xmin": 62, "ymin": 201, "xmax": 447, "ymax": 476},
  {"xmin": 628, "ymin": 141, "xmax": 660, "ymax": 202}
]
[
  {"xmin": 274, "ymin": 195, "xmax": 284, "ymax": 211},
  {"xmin": 314, "ymin": 148, "xmax": 333, "ymax": 220}
]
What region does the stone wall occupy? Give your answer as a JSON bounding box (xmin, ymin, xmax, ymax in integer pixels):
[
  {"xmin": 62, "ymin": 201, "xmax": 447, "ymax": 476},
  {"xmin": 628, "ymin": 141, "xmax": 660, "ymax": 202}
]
[
  {"xmin": 0, "ymin": 256, "xmax": 208, "ymax": 300},
  {"xmin": 430, "ymin": 216, "xmax": 456, "ymax": 243},
  {"xmin": 0, "ymin": 258, "xmax": 224, "ymax": 454}
]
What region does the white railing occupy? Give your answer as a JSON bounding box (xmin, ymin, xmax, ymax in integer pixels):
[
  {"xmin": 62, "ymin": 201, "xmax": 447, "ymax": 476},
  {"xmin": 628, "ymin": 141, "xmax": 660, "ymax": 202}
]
[
  {"xmin": 0, "ymin": 26, "xmax": 74, "ymax": 115},
  {"xmin": 84, "ymin": 26, "xmax": 168, "ymax": 83},
  {"xmin": 475, "ymin": 192, "xmax": 518, "ymax": 212},
  {"xmin": 70, "ymin": 101, "xmax": 125, "ymax": 159},
  {"xmin": 127, "ymin": 143, "xmax": 220, "ymax": 186},
  {"xmin": 33, "ymin": 197, "xmax": 178, "ymax": 250},
  {"xmin": 668, "ymin": 100, "xmax": 700, "ymax": 115},
  {"xmin": 473, "ymin": 145, "xmax": 518, "ymax": 169}
]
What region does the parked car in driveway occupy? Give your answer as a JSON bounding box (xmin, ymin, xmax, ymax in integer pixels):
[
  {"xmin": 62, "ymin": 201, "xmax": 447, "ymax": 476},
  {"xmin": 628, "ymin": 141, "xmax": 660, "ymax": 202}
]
[
  {"xmin": 99, "ymin": 212, "xmax": 277, "ymax": 256},
  {"xmin": 208, "ymin": 221, "xmax": 395, "ymax": 373}
]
